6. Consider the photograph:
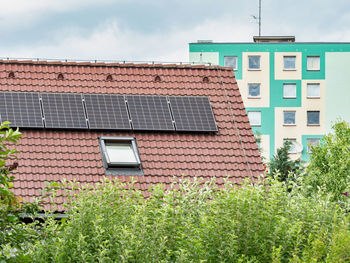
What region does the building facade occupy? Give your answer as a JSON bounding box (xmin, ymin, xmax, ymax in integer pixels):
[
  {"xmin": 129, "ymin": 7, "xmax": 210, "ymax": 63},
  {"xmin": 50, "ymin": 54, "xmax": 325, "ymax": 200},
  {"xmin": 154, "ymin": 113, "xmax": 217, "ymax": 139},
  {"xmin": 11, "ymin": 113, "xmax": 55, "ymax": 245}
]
[{"xmin": 189, "ymin": 38, "xmax": 350, "ymax": 160}]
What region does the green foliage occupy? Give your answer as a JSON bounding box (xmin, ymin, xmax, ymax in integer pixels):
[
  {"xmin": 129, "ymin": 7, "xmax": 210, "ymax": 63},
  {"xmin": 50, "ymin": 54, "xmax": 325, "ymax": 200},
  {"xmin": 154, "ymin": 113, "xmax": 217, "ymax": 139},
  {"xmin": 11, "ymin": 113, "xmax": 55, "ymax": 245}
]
[
  {"xmin": 0, "ymin": 121, "xmax": 22, "ymax": 209},
  {"xmin": 0, "ymin": 122, "xmax": 39, "ymax": 260},
  {"xmin": 12, "ymin": 177, "xmax": 350, "ymax": 263},
  {"xmin": 268, "ymin": 140, "xmax": 303, "ymax": 182},
  {"xmin": 306, "ymin": 120, "xmax": 350, "ymax": 202}
]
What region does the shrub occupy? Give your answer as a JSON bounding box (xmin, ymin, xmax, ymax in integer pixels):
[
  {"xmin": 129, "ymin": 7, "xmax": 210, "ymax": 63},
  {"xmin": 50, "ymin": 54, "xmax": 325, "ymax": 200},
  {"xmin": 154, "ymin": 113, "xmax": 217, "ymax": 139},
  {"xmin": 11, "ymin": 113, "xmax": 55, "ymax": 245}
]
[
  {"xmin": 17, "ymin": 177, "xmax": 350, "ymax": 263},
  {"xmin": 306, "ymin": 120, "xmax": 350, "ymax": 202},
  {"xmin": 0, "ymin": 122, "xmax": 39, "ymax": 262},
  {"xmin": 268, "ymin": 140, "xmax": 303, "ymax": 183}
]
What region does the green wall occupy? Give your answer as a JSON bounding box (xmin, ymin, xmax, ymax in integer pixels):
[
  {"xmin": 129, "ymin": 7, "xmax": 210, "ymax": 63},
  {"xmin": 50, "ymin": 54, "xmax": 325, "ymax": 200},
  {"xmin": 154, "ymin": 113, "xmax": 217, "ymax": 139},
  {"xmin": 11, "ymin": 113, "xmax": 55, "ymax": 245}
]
[{"xmin": 325, "ymin": 52, "xmax": 350, "ymax": 132}]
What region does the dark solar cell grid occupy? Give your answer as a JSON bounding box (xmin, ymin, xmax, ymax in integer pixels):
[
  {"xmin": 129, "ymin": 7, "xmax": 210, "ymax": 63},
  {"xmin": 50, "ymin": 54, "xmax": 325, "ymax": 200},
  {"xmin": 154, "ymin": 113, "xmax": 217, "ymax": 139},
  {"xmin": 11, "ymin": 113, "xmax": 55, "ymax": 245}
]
[
  {"xmin": 0, "ymin": 92, "xmax": 43, "ymax": 128},
  {"xmin": 84, "ymin": 94, "xmax": 131, "ymax": 130},
  {"xmin": 126, "ymin": 95, "xmax": 174, "ymax": 131},
  {"xmin": 41, "ymin": 93, "xmax": 88, "ymax": 129},
  {"xmin": 169, "ymin": 96, "xmax": 217, "ymax": 132}
]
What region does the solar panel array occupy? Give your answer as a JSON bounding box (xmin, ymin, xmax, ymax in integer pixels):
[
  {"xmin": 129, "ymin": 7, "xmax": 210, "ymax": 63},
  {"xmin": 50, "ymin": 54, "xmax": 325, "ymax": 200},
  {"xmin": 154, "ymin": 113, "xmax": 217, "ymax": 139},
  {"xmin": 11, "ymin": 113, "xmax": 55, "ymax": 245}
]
[
  {"xmin": 0, "ymin": 92, "xmax": 217, "ymax": 132},
  {"xmin": 84, "ymin": 94, "xmax": 131, "ymax": 130},
  {"xmin": 169, "ymin": 96, "xmax": 218, "ymax": 132},
  {"xmin": 127, "ymin": 95, "xmax": 174, "ymax": 131},
  {"xmin": 41, "ymin": 93, "xmax": 88, "ymax": 129},
  {"xmin": 0, "ymin": 92, "xmax": 43, "ymax": 128}
]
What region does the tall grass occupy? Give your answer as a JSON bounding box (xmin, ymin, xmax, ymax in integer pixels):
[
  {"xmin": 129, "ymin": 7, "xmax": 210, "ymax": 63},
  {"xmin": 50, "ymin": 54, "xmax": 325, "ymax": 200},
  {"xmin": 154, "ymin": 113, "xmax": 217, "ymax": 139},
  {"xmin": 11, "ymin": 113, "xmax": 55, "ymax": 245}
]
[{"xmin": 7, "ymin": 177, "xmax": 350, "ymax": 262}]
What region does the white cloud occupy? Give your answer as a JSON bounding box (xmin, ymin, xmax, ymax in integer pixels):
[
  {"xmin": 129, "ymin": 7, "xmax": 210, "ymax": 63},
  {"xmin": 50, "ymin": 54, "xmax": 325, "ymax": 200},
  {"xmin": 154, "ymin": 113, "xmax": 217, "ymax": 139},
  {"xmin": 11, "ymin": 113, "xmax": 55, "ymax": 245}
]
[
  {"xmin": 3, "ymin": 16, "xmax": 256, "ymax": 62},
  {"xmin": 0, "ymin": 0, "xmax": 115, "ymax": 29},
  {"xmin": 2, "ymin": 6, "xmax": 350, "ymax": 63}
]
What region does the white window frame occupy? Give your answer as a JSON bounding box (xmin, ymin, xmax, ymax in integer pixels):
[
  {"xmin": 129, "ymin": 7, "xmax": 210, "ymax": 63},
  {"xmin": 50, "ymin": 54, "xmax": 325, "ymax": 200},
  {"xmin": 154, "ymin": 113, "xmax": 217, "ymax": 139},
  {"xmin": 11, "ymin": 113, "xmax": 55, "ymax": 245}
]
[
  {"xmin": 307, "ymin": 56, "xmax": 320, "ymax": 71},
  {"xmin": 307, "ymin": 83, "xmax": 320, "ymax": 98},
  {"xmin": 306, "ymin": 138, "xmax": 321, "ymax": 153},
  {"xmin": 248, "ymin": 83, "xmax": 261, "ymax": 98},
  {"xmin": 248, "ymin": 111, "xmax": 261, "ymax": 126},
  {"xmin": 248, "ymin": 56, "xmax": 261, "ymax": 70},
  {"xmin": 99, "ymin": 136, "xmax": 141, "ymax": 169},
  {"xmin": 283, "ymin": 83, "xmax": 297, "ymax": 98},
  {"xmin": 224, "ymin": 56, "xmax": 238, "ymax": 70},
  {"xmin": 283, "ymin": 111, "xmax": 296, "ymax": 125},
  {"xmin": 307, "ymin": 111, "xmax": 320, "ymax": 126},
  {"xmin": 283, "ymin": 56, "xmax": 296, "ymax": 70}
]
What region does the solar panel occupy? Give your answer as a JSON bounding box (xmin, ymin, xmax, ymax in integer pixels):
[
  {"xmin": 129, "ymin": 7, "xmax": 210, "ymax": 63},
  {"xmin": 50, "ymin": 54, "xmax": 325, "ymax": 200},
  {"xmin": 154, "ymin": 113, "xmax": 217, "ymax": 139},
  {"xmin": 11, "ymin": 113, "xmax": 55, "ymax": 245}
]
[
  {"xmin": 84, "ymin": 94, "xmax": 131, "ymax": 130},
  {"xmin": 0, "ymin": 92, "xmax": 43, "ymax": 128},
  {"xmin": 41, "ymin": 93, "xmax": 88, "ymax": 129},
  {"xmin": 126, "ymin": 95, "xmax": 174, "ymax": 131},
  {"xmin": 169, "ymin": 96, "xmax": 218, "ymax": 132}
]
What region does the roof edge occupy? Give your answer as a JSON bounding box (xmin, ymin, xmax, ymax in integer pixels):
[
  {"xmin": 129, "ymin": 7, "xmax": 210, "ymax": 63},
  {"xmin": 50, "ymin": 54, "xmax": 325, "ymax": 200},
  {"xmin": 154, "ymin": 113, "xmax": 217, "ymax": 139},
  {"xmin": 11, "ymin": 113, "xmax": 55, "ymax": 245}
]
[
  {"xmin": 189, "ymin": 41, "xmax": 350, "ymax": 45},
  {"xmin": 0, "ymin": 59, "xmax": 232, "ymax": 71}
]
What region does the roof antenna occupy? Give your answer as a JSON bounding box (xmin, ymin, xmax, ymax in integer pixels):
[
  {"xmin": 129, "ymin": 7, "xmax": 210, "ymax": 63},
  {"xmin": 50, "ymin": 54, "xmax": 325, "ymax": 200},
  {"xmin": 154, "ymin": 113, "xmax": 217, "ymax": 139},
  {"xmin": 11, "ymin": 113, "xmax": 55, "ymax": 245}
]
[{"xmin": 251, "ymin": 0, "xmax": 262, "ymax": 36}]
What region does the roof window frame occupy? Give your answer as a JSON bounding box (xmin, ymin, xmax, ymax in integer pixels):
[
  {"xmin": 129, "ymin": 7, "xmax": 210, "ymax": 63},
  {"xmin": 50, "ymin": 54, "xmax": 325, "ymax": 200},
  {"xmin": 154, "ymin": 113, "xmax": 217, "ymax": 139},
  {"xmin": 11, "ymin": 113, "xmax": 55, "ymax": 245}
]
[{"xmin": 99, "ymin": 136, "xmax": 143, "ymax": 175}]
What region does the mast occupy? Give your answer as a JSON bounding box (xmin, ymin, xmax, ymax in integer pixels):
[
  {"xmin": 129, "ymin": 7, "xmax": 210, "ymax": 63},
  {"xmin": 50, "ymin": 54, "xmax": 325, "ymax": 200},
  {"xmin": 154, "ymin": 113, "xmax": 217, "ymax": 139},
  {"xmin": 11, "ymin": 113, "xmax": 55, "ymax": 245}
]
[{"xmin": 259, "ymin": 0, "xmax": 261, "ymax": 36}]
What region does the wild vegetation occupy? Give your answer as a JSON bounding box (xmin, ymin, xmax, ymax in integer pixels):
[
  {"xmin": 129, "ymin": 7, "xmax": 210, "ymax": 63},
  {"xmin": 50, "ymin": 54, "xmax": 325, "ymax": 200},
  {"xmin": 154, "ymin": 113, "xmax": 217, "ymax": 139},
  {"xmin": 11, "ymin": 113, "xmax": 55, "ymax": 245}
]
[{"xmin": 0, "ymin": 121, "xmax": 349, "ymax": 262}]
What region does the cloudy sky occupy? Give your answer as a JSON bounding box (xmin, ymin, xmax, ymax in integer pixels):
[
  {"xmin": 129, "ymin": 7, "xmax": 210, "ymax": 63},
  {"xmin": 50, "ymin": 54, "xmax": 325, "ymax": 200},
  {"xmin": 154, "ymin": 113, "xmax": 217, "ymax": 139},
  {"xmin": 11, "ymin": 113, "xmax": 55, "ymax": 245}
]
[{"xmin": 1, "ymin": 0, "xmax": 349, "ymax": 63}]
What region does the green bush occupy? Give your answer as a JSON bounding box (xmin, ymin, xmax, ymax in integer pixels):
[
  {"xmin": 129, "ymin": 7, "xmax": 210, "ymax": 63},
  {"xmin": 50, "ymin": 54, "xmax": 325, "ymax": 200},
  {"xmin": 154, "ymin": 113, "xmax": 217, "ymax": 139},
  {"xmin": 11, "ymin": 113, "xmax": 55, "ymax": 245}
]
[
  {"xmin": 306, "ymin": 120, "xmax": 350, "ymax": 202},
  {"xmin": 268, "ymin": 140, "xmax": 303, "ymax": 183},
  {"xmin": 14, "ymin": 177, "xmax": 350, "ymax": 263}
]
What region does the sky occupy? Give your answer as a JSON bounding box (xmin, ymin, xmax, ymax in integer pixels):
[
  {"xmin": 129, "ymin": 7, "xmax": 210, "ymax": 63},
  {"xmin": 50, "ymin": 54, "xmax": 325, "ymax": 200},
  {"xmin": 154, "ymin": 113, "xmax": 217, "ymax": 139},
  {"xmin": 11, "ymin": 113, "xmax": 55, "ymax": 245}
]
[{"xmin": 0, "ymin": 0, "xmax": 349, "ymax": 63}]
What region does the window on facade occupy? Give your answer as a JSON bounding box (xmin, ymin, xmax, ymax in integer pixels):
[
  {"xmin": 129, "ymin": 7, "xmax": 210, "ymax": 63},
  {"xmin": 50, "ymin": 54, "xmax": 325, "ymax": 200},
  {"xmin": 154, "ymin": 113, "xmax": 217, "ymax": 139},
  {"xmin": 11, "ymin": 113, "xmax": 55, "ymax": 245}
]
[
  {"xmin": 307, "ymin": 83, "xmax": 320, "ymax": 98},
  {"xmin": 248, "ymin": 83, "xmax": 261, "ymax": 98},
  {"xmin": 99, "ymin": 137, "xmax": 142, "ymax": 173},
  {"xmin": 283, "ymin": 56, "xmax": 296, "ymax": 70},
  {"xmin": 283, "ymin": 111, "xmax": 296, "ymax": 125},
  {"xmin": 224, "ymin": 56, "xmax": 238, "ymax": 70},
  {"xmin": 283, "ymin": 83, "xmax": 296, "ymax": 98},
  {"xmin": 248, "ymin": 111, "xmax": 261, "ymax": 126},
  {"xmin": 248, "ymin": 56, "xmax": 260, "ymax": 70},
  {"xmin": 307, "ymin": 138, "xmax": 321, "ymax": 153},
  {"xmin": 284, "ymin": 138, "xmax": 298, "ymax": 153},
  {"xmin": 307, "ymin": 111, "xmax": 320, "ymax": 125},
  {"xmin": 307, "ymin": 56, "xmax": 320, "ymax": 71}
]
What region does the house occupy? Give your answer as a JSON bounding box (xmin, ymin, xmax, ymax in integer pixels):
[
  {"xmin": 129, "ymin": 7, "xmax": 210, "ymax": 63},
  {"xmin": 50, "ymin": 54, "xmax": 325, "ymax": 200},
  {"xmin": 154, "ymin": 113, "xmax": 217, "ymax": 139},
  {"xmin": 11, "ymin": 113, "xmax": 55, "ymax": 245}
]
[
  {"xmin": 189, "ymin": 37, "xmax": 350, "ymax": 161},
  {"xmin": 0, "ymin": 60, "xmax": 264, "ymax": 206}
]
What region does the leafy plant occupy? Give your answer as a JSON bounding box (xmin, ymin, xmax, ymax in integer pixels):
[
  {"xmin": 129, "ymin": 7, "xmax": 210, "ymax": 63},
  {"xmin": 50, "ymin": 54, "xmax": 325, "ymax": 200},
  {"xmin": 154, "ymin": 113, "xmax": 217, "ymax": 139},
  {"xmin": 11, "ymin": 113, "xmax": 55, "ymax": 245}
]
[
  {"xmin": 17, "ymin": 177, "xmax": 350, "ymax": 263},
  {"xmin": 268, "ymin": 140, "xmax": 303, "ymax": 183},
  {"xmin": 0, "ymin": 122, "xmax": 39, "ymax": 261},
  {"xmin": 306, "ymin": 120, "xmax": 350, "ymax": 202}
]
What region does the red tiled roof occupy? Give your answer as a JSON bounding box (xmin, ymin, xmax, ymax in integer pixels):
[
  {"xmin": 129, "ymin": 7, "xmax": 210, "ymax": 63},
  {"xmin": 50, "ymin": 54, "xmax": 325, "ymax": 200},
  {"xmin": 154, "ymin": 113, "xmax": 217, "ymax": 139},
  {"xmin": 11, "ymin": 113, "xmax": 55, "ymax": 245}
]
[{"xmin": 0, "ymin": 60, "xmax": 264, "ymax": 206}]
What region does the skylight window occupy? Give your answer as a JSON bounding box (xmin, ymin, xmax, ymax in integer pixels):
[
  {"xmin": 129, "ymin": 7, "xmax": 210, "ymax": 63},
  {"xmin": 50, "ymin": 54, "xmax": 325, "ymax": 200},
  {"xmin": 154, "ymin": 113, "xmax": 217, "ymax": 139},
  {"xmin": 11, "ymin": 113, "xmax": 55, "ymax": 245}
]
[{"xmin": 99, "ymin": 137, "xmax": 142, "ymax": 174}]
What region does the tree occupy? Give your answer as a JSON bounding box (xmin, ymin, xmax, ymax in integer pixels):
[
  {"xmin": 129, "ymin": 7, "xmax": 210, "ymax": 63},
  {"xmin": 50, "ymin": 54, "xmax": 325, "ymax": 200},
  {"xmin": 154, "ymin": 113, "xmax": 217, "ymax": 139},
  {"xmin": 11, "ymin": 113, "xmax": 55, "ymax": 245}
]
[
  {"xmin": 305, "ymin": 120, "xmax": 350, "ymax": 201},
  {"xmin": 268, "ymin": 140, "xmax": 303, "ymax": 182}
]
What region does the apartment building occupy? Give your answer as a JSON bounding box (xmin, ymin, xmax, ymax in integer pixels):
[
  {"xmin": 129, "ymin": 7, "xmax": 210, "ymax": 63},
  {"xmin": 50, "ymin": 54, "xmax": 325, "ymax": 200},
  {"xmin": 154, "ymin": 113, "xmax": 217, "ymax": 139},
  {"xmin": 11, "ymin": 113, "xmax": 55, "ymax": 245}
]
[{"xmin": 189, "ymin": 37, "xmax": 350, "ymax": 160}]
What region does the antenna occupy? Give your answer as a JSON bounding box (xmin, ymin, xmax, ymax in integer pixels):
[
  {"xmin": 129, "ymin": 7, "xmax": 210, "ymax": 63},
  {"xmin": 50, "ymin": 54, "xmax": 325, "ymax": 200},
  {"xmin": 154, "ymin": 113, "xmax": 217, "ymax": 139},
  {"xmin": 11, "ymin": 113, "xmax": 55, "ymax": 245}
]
[
  {"xmin": 251, "ymin": 0, "xmax": 262, "ymax": 36},
  {"xmin": 259, "ymin": 0, "xmax": 261, "ymax": 36}
]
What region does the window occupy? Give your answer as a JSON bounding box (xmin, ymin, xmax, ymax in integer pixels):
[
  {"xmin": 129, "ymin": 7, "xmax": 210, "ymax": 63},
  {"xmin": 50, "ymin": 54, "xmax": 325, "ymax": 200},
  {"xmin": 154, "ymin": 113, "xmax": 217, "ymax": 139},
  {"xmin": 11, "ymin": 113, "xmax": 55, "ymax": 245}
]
[
  {"xmin": 283, "ymin": 83, "xmax": 296, "ymax": 98},
  {"xmin": 307, "ymin": 83, "xmax": 320, "ymax": 98},
  {"xmin": 307, "ymin": 56, "xmax": 320, "ymax": 71},
  {"xmin": 99, "ymin": 137, "xmax": 142, "ymax": 174},
  {"xmin": 283, "ymin": 56, "xmax": 296, "ymax": 70},
  {"xmin": 248, "ymin": 56, "xmax": 260, "ymax": 70},
  {"xmin": 283, "ymin": 111, "xmax": 296, "ymax": 125},
  {"xmin": 248, "ymin": 83, "xmax": 261, "ymax": 98},
  {"xmin": 283, "ymin": 138, "xmax": 297, "ymax": 153},
  {"xmin": 248, "ymin": 111, "xmax": 261, "ymax": 126},
  {"xmin": 307, "ymin": 138, "xmax": 321, "ymax": 153},
  {"xmin": 224, "ymin": 56, "xmax": 238, "ymax": 70},
  {"xmin": 307, "ymin": 111, "xmax": 320, "ymax": 125}
]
